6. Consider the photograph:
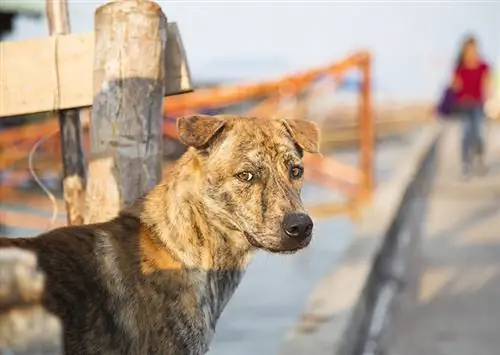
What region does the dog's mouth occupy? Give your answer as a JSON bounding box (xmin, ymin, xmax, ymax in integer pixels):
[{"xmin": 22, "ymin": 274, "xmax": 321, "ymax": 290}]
[{"xmin": 244, "ymin": 231, "xmax": 311, "ymax": 254}]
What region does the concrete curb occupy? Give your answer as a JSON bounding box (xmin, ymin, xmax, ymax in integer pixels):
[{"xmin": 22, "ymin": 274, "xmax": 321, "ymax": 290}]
[{"xmin": 279, "ymin": 123, "xmax": 442, "ymax": 355}]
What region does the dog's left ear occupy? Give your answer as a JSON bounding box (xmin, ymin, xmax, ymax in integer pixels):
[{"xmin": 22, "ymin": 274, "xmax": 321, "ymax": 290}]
[
  {"xmin": 177, "ymin": 115, "xmax": 226, "ymax": 149},
  {"xmin": 283, "ymin": 119, "xmax": 320, "ymax": 154}
]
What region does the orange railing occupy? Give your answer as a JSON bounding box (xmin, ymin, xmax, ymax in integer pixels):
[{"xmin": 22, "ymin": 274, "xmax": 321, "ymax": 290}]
[
  {"xmin": 162, "ymin": 51, "xmax": 374, "ymax": 215},
  {"xmin": 0, "ymin": 51, "xmax": 374, "ymax": 217}
]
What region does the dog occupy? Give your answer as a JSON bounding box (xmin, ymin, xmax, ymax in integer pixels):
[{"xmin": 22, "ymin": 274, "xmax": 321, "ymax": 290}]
[{"xmin": 0, "ymin": 115, "xmax": 320, "ymax": 354}]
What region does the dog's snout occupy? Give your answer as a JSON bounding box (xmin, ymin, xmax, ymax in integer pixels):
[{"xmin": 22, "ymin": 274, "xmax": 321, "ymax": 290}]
[{"xmin": 282, "ymin": 212, "xmax": 313, "ymax": 240}]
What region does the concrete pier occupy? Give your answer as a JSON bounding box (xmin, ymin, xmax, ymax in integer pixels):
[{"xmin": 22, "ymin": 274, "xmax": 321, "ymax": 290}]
[{"xmin": 386, "ymin": 122, "xmax": 500, "ymax": 355}]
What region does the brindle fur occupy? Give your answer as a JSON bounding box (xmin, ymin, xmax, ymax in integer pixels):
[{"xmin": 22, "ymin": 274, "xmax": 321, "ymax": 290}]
[{"xmin": 0, "ymin": 115, "xmax": 319, "ymax": 355}]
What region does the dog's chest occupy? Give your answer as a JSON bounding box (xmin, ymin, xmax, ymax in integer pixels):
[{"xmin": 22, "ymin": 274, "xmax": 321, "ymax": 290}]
[
  {"xmin": 128, "ymin": 270, "xmax": 245, "ymax": 354},
  {"xmin": 122, "ymin": 284, "xmax": 207, "ymax": 354},
  {"xmin": 200, "ymin": 269, "xmax": 245, "ymax": 339}
]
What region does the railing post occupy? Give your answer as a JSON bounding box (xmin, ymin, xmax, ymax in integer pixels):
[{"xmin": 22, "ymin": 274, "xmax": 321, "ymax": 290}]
[
  {"xmin": 359, "ymin": 52, "xmax": 375, "ymax": 202},
  {"xmin": 84, "ymin": 0, "xmax": 167, "ymax": 224},
  {"xmin": 45, "ymin": 0, "xmax": 87, "ymax": 226}
]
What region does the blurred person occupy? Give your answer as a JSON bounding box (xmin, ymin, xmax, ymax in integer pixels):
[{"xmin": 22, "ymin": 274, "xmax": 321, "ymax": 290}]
[{"xmin": 451, "ymin": 35, "xmax": 492, "ymax": 178}]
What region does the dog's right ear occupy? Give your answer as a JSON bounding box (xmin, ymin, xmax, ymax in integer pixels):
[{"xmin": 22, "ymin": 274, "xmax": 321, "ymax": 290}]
[
  {"xmin": 177, "ymin": 115, "xmax": 226, "ymax": 149},
  {"xmin": 283, "ymin": 119, "xmax": 320, "ymax": 154}
]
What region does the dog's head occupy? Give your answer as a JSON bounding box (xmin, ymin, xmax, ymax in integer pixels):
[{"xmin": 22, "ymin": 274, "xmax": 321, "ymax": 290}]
[{"xmin": 177, "ymin": 115, "xmax": 320, "ymax": 254}]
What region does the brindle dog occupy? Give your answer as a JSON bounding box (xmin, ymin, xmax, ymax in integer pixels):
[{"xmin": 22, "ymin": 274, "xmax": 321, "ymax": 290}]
[{"xmin": 0, "ymin": 115, "xmax": 320, "ymax": 355}]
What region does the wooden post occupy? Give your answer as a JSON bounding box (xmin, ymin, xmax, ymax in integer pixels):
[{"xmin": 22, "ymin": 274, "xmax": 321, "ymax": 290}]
[
  {"xmin": 84, "ymin": 1, "xmax": 166, "ymax": 224},
  {"xmin": 45, "ymin": 0, "xmax": 87, "ymax": 226},
  {"xmin": 0, "ymin": 248, "xmax": 62, "ymax": 354}
]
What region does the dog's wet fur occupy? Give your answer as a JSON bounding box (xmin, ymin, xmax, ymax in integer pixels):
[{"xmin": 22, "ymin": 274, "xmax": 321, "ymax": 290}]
[{"xmin": 0, "ymin": 115, "xmax": 320, "ymax": 354}]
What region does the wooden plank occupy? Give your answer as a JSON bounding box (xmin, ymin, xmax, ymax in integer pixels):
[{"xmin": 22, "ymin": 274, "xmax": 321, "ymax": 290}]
[
  {"xmin": 0, "ymin": 23, "xmax": 192, "ymax": 118},
  {"xmin": 0, "ymin": 32, "xmax": 92, "ymax": 118},
  {"xmin": 165, "ymin": 22, "xmax": 192, "ymax": 97}
]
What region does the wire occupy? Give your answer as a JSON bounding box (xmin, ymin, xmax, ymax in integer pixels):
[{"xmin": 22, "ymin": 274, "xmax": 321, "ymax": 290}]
[{"xmin": 28, "ymin": 130, "xmax": 59, "ymax": 231}]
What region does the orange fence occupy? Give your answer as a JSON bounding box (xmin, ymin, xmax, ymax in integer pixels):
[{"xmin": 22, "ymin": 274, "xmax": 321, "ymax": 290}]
[
  {"xmin": 0, "ymin": 51, "xmax": 374, "ymax": 218},
  {"xmin": 163, "ymin": 50, "xmax": 374, "ymax": 215}
]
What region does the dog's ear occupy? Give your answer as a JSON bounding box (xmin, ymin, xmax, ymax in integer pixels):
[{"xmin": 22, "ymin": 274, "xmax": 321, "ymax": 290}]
[
  {"xmin": 177, "ymin": 115, "xmax": 226, "ymax": 149},
  {"xmin": 283, "ymin": 119, "xmax": 320, "ymax": 154}
]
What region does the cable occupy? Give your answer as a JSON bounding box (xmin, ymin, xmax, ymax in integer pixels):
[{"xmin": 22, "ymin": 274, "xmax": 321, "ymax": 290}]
[{"xmin": 28, "ymin": 130, "xmax": 59, "ymax": 231}]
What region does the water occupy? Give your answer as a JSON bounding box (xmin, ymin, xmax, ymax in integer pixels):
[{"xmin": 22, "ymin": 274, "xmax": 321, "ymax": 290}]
[{"xmin": 209, "ymin": 216, "xmax": 352, "ymax": 355}]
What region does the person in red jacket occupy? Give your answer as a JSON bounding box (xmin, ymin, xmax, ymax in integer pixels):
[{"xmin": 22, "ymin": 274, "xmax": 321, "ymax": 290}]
[{"xmin": 452, "ymin": 35, "xmax": 492, "ymax": 178}]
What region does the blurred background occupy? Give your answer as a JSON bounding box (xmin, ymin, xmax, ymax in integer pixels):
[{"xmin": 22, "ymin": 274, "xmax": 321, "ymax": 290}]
[
  {"xmin": 0, "ymin": 1, "xmax": 499, "ymax": 355},
  {"xmin": 4, "ymin": 2, "xmax": 498, "ymax": 99}
]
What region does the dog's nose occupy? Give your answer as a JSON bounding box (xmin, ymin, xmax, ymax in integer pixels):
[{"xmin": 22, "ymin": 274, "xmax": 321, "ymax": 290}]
[{"xmin": 282, "ymin": 212, "xmax": 313, "ymax": 240}]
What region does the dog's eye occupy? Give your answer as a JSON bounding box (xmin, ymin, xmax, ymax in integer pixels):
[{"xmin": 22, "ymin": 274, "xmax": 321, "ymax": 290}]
[
  {"xmin": 290, "ymin": 165, "xmax": 304, "ymax": 179},
  {"xmin": 236, "ymin": 171, "xmax": 254, "ymax": 183}
]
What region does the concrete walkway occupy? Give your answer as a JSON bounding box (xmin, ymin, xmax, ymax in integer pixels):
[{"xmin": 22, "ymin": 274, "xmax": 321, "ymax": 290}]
[{"xmin": 387, "ymin": 122, "xmax": 500, "ymax": 355}]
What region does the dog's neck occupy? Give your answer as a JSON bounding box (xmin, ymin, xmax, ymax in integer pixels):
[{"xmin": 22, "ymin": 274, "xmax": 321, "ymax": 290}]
[{"xmin": 141, "ymin": 150, "xmax": 254, "ymax": 335}]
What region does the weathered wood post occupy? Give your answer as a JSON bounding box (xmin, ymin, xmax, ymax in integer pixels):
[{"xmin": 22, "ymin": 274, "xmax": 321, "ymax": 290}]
[
  {"xmin": 84, "ymin": 1, "xmax": 167, "ymax": 223},
  {"xmin": 45, "ymin": 0, "xmax": 87, "ymax": 226},
  {"xmin": 0, "ymin": 248, "xmax": 62, "ymax": 354}
]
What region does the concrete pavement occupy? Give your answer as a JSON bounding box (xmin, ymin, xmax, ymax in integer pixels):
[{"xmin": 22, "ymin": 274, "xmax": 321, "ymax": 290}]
[{"xmin": 386, "ymin": 121, "xmax": 500, "ymax": 355}]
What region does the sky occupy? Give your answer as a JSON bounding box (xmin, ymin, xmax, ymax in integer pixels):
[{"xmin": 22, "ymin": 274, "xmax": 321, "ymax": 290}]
[{"xmin": 5, "ymin": 0, "xmax": 500, "ymax": 101}]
